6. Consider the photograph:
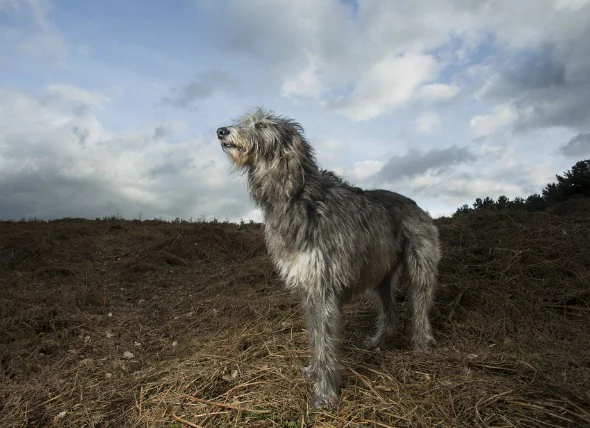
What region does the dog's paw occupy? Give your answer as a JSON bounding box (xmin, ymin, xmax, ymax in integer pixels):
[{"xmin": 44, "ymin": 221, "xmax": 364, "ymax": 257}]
[
  {"xmin": 412, "ymin": 336, "xmax": 435, "ymax": 352},
  {"xmin": 312, "ymin": 390, "xmax": 340, "ymax": 409},
  {"xmin": 363, "ymin": 335, "xmax": 383, "ymax": 351},
  {"xmin": 301, "ymin": 364, "xmax": 315, "ymax": 379}
]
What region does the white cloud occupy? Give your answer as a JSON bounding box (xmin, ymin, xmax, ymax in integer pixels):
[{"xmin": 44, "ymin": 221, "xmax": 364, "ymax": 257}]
[
  {"xmin": 554, "ymin": 0, "xmax": 590, "ymax": 10},
  {"xmin": 470, "ymin": 105, "xmax": 518, "ymax": 138},
  {"xmin": 16, "ymin": 31, "xmax": 66, "ymax": 62},
  {"xmin": 281, "ymin": 54, "xmax": 322, "ymax": 99},
  {"xmin": 415, "ymin": 111, "xmax": 441, "ymax": 134},
  {"xmin": 2, "ymin": 0, "xmax": 67, "ymax": 62},
  {"xmin": 418, "ymin": 176, "xmax": 524, "ymax": 200},
  {"xmin": 313, "ymin": 138, "xmax": 348, "ymax": 168},
  {"xmin": 325, "ymin": 53, "xmax": 439, "ymax": 121},
  {"xmin": 416, "ymin": 84, "xmax": 460, "ymax": 102},
  {"xmin": 370, "ymin": 158, "xmax": 550, "ymax": 210},
  {"xmin": 46, "ymin": 84, "xmax": 110, "ymax": 108},
  {"xmin": 349, "ymin": 160, "xmax": 385, "ymax": 181},
  {"xmin": 203, "ymin": 0, "xmax": 590, "ymax": 126}
]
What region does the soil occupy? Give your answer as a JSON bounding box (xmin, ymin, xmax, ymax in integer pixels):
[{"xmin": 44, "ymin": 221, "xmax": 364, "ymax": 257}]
[{"xmin": 1, "ymin": 205, "xmax": 589, "ymax": 427}]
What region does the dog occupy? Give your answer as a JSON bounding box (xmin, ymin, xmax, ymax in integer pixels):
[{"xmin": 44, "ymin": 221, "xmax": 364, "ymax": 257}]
[{"xmin": 217, "ymin": 108, "xmax": 441, "ymax": 408}]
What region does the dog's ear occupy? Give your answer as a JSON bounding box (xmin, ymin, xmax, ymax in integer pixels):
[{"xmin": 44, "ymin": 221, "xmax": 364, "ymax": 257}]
[
  {"xmin": 280, "ymin": 121, "xmax": 305, "ymax": 152},
  {"xmin": 280, "ymin": 122, "xmax": 318, "ymax": 199}
]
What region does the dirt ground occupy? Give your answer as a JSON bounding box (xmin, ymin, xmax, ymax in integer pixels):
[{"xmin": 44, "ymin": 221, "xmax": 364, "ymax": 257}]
[{"xmin": 1, "ymin": 205, "xmax": 589, "ymax": 427}]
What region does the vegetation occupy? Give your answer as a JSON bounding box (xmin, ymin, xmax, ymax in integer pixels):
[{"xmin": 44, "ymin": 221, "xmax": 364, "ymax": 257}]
[{"xmin": 455, "ymin": 159, "xmax": 590, "ymax": 215}]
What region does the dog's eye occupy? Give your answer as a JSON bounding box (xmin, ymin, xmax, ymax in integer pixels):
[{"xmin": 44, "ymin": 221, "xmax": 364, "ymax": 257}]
[{"xmin": 255, "ymin": 122, "xmax": 266, "ymax": 129}]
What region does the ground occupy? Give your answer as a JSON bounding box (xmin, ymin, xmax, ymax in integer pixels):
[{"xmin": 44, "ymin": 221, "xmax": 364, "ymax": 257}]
[{"xmin": 0, "ymin": 205, "xmax": 589, "ymax": 427}]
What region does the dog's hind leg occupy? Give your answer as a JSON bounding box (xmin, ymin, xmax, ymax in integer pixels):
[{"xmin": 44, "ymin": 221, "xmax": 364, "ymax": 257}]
[
  {"xmin": 365, "ymin": 268, "xmax": 402, "ymax": 350},
  {"xmin": 405, "ymin": 229, "xmax": 440, "ymax": 351}
]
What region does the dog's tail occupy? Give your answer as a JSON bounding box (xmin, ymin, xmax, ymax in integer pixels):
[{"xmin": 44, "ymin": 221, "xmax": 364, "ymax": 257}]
[{"xmin": 403, "ymin": 220, "xmax": 441, "ymax": 350}]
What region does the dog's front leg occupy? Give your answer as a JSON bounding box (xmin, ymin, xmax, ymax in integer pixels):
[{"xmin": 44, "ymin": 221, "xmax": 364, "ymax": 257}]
[
  {"xmin": 301, "ymin": 298, "xmax": 317, "ymax": 378},
  {"xmin": 308, "ymin": 292, "xmax": 342, "ymax": 409}
]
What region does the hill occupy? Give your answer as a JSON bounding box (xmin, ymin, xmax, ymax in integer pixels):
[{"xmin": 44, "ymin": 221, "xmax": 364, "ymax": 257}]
[{"xmin": 1, "ymin": 207, "xmax": 589, "ymax": 427}]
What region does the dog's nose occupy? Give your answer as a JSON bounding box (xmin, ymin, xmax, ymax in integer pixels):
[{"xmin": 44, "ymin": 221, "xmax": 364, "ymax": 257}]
[{"xmin": 217, "ymin": 127, "xmax": 230, "ymax": 139}]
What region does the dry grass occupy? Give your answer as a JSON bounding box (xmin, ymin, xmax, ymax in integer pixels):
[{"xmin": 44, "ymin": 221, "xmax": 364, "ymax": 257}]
[{"xmin": 1, "ymin": 203, "xmax": 589, "ymax": 427}]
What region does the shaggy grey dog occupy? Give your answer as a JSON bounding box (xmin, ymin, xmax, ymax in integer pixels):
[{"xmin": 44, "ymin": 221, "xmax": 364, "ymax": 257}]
[{"xmin": 217, "ymin": 108, "xmax": 441, "ymax": 409}]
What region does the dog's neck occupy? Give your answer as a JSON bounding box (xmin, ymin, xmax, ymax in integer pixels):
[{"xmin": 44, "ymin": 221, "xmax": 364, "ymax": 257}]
[{"xmin": 246, "ymin": 150, "xmax": 319, "ymax": 215}]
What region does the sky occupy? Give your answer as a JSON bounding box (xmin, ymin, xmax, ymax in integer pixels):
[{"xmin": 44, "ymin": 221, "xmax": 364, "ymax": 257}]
[{"xmin": 1, "ymin": 0, "xmax": 590, "ymax": 222}]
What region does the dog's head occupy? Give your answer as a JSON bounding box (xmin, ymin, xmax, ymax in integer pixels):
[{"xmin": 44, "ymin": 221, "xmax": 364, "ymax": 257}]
[{"xmin": 217, "ymin": 108, "xmax": 310, "ymax": 169}]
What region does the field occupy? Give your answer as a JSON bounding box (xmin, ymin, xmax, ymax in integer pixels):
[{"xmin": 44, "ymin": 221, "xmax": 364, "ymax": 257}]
[{"xmin": 1, "ymin": 204, "xmax": 589, "ymax": 427}]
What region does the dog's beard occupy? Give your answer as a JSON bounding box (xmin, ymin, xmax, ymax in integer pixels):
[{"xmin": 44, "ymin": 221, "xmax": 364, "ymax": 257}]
[
  {"xmin": 222, "ymin": 141, "xmax": 249, "ymax": 167},
  {"xmin": 227, "ymin": 148, "xmax": 246, "ymax": 165}
]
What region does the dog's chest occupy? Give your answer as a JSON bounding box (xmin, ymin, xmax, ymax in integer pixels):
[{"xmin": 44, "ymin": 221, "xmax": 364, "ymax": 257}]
[
  {"xmin": 263, "ymin": 228, "xmax": 326, "ymax": 292},
  {"xmin": 273, "ymin": 249, "xmax": 326, "ymax": 292}
]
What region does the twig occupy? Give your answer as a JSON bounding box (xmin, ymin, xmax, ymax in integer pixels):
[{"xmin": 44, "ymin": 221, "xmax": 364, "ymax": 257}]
[
  {"xmin": 360, "ymin": 418, "xmax": 404, "ymax": 428},
  {"xmin": 349, "ymin": 368, "xmax": 386, "ymax": 403},
  {"xmin": 172, "ymin": 414, "xmax": 204, "ymax": 428},
  {"xmin": 139, "ymin": 385, "xmax": 143, "ymax": 416},
  {"xmin": 222, "ymin": 378, "xmax": 271, "ymax": 399},
  {"xmin": 181, "ymin": 394, "xmax": 270, "ymax": 414},
  {"xmin": 510, "ymin": 401, "xmax": 575, "ymax": 424}
]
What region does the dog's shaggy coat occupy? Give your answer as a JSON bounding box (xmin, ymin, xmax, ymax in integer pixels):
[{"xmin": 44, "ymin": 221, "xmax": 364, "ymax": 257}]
[{"xmin": 217, "ymin": 109, "xmax": 441, "ymax": 408}]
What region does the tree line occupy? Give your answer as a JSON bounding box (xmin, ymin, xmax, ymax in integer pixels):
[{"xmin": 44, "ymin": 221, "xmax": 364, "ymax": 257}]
[{"xmin": 455, "ymin": 159, "xmax": 590, "ymax": 215}]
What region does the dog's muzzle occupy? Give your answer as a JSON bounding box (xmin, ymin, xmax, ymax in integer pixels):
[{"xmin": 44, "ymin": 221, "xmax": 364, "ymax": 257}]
[
  {"xmin": 217, "ymin": 127, "xmax": 240, "ymax": 152},
  {"xmin": 217, "ymin": 127, "xmax": 230, "ymax": 139}
]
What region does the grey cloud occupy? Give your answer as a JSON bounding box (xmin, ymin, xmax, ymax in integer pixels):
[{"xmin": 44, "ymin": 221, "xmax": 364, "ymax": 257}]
[
  {"xmin": 487, "ymin": 47, "xmax": 566, "ymax": 97},
  {"xmin": 0, "ymin": 88, "xmax": 256, "ymax": 222},
  {"xmin": 72, "ymin": 126, "xmax": 89, "ymax": 145},
  {"xmin": 153, "ymin": 125, "xmax": 170, "ymax": 139},
  {"xmin": 479, "ymin": 11, "xmax": 590, "ymax": 132},
  {"xmin": 0, "ymin": 170, "xmax": 138, "ymax": 220},
  {"xmin": 560, "ymin": 133, "xmax": 590, "ymax": 158},
  {"xmin": 162, "ymin": 71, "xmax": 237, "ymax": 109},
  {"xmin": 0, "ymin": 164, "xmax": 252, "ymax": 222},
  {"xmin": 376, "ymin": 146, "xmax": 476, "ymax": 181}
]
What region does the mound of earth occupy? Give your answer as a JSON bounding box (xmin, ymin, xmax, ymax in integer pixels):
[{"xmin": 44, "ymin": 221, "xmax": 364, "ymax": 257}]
[{"xmin": 0, "ymin": 210, "xmax": 588, "ymax": 427}]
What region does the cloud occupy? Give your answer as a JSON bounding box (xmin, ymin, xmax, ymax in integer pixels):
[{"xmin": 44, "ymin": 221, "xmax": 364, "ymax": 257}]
[
  {"xmin": 376, "ymin": 146, "xmax": 476, "ymax": 182},
  {"xmin": 361, "ymin": 149, "xmax": 556, "ymax": 211},
  {"xmin": 413, "ymin": 174, "xmax": 525, "ymax": 201},
  {"xmin": 416, "ymin": 84, "xmax": 460, "ymax": 102},
  {"xmin": 0, "ymin": 0, "xmax": 51, "ymax": 27},
  {"xmin": 415, "ymin": 112, "xmax": 441, "ymax": 134},
  {"xmin": 324, "ymin": 53, "xmax": 440, "ymax": 121},
  {"xmin": 559, "ymin": 133, "xmax": 590, "ymax": 157},
  {"xmin": 200, "ymin": 0, "xmax": 590, "ymax": 129},
  {"xmin": 203, "ymin": 1, "xmax": 469, "ymax": 120},
  {"xmin": 473, "ymin": 5, "xmax": 590, "ymax": 133},
  {"xmin": 479, "ymin": 48, "xmax": 566, "ymax": 99},
  {"xmin": 555, "ymin": 0, "xmax": 590, "ymax": 10},
  {"xmin": 46, "ymin": 84, "xmax": 110, "ymax": 108},
  {"xmin": 3, "ymin": 0, "xmax": 588, "ymax": 221},
  {"xmin": 17, "ymin": 31, "xmax": 67, "ymax": 61},
  {"xmin": 470, "ymin": 105, "xmax": 518, "ymax": 138},
  {"xmin": 162, "ymin": 71, "xmax": 238, "ymax": 109},
  {"xmin": 312, "ymin": 138, "xmax": 348, "ymax": 169},
  {"xmin": 349, "ymin": 160, "xmax": 386, "ymax": 181},
  {"xmin": 0, "ymin": 86, "xmax": 253, "ymax": 221},
  {"xmin": 1, "ymin": 0, "xmax": 67, "ymax": 62}
]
